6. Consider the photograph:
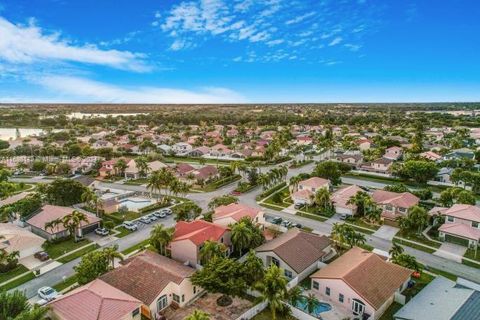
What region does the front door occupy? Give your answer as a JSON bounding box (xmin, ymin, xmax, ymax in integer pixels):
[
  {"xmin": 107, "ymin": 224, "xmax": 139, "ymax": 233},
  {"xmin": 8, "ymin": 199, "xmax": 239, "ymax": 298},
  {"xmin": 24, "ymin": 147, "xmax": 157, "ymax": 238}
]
[
  {"xmin": 352, "ymin": 299, "xmax": 365, "ymax": 315},
  {"xmin": 157, "ymin": 295, "xmax": 168, "ymax": 311}
]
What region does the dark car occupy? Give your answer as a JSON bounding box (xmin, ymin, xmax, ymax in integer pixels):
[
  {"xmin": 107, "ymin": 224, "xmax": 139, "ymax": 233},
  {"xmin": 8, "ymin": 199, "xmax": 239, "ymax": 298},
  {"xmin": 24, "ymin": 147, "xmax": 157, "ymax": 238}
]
[
  {"xmin": 271, "ymin": 216, "xmax": 283, "ymax": 225},
  {"xmin": 34, "ymin": 251, "xmax": 50, "ymax": 261}
]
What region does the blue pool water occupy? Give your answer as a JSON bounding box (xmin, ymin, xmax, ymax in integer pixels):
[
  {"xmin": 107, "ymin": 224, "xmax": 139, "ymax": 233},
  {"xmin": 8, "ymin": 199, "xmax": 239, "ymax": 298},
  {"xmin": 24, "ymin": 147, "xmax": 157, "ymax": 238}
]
[
  {"xmin": 294, "ymin": 296, "xmax": 332, "ymax": 318},
  {"xmin": 118, "ymin": 197, "xmax": 154, "ymax": 211}
]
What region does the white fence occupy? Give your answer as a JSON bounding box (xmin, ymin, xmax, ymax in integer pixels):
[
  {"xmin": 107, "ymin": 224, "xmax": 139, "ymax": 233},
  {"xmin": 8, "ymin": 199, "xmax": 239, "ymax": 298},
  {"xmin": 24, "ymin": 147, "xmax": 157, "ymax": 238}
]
[{"xmin": 235, "ymin": 301, "xmax": 268, "ymax": 320}]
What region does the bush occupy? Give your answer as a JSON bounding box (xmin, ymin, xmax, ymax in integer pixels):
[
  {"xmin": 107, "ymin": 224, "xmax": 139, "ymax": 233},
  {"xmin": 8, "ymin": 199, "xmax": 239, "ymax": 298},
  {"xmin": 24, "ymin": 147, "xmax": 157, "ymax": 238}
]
[
  {"xmin": 138, "ymin": 201, "xmax": 170, "ymax": 213},
  {"xmin": 104, "ymin": 214, "xmax": 124, "ymax": 224},
  {"xmin": 256, "ymin": 182, "xmax": 287, "ymax": 200}
]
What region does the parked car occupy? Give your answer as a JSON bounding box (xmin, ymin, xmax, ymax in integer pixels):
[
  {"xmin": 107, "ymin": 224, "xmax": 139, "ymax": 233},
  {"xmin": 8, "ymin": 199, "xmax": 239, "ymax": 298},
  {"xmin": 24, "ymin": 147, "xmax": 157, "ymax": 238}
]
[
  {"xmin": 339, "ymin": 213, "xmax": 348, "ymax": 220},
  {"xmin": 38, "ymin": 287, "xmax": 59, "ymax": 301},
  {"xmin": 160, "ymin": 208, "xmax": 172, "ymax": 215},
  {"xmin": 148, "ymin": 214, "xmax": 158, "ymax": 221},
  {"xmin": 281, "ymin": 220, "xmax": 292, "ymax": 228},
  {"xmin": 123, "ymin": 221, "xmax": 138, "ymax": 231},
  {"xmin": 294, "ymin": 203, "xmax": 304, "ymax": 209},
  {"xmin": 34, "ymin": 251, "xmax": 49, "ymax": 262},
  {"xmin": 139, "ymin": 216, "xmax": 152, "ymax": 224},
  {"xmin": 291, "ymin": 223, "xmax": 302, "ymax": 228},
  {"xmin": 95, "ymin": 227, "xmax": 109, "ymax": 236},
  {"xmin": 271, "ymin": 216, "xmax": 283, "ymax": 225},
  {"xmin": 154, "ymin": 211, "xmax": 167, "ymax": 218}
]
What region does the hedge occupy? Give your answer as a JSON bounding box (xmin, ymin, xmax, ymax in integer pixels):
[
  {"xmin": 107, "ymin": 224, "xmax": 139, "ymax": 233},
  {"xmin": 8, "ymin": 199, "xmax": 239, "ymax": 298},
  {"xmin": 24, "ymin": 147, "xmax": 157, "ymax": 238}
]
[{"xmin": 256, "ymin": 182, "xmax": 287, "ymax": 201}]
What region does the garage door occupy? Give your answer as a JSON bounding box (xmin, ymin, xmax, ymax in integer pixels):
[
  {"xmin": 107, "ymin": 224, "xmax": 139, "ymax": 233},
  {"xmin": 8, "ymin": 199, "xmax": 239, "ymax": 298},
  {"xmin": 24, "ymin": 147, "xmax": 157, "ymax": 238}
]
[{"xmin": 445, "ymin": 234, "xmax": 470, "ymax": 247}]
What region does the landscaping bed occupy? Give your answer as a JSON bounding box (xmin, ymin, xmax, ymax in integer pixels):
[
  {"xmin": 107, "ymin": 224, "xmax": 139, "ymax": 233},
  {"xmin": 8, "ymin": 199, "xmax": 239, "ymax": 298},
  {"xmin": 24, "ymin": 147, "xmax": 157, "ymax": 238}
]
[
  {"xmin": 0, "ymin": 271, "xmax": 35, "ymax": 291},
  {"xmin": 345, "ymin": 216, "xmax": 381, "ymax": 231},
  {"xmin": 395, "ymin": 231, "xmax": 441, "ymax": 249},
  {"xmin": 392, "ymin": 238, "xmax": 436, "ymax": 254},
  {"xmin": 43, "ymin": 237, "xmax": 93, "ymax": 259},
  {"xmin": 0, "ymin": 264, "xmax": 29, "ymax": 284}
]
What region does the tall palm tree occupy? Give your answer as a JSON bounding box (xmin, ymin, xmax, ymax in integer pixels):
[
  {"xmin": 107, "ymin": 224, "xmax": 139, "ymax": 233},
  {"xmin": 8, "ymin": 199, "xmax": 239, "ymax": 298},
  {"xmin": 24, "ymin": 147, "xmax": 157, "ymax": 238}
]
[
  {"xmin": 185, "ymin": 310, "xmax": 210, "ymax": 320},
  {"xmin": 305, "ymin": 293, "xmax": 318, "ymax": 314},
  {"xmin": 314, "ymin": 188, "xmax": 331, "ymax": 212},
  {"xmin": 287, "ymin": 286, "xmax": 302, "ymax": 306},
  {"xmin": 149, "ymin": 224, "xmax": 174, "ymax": 256},
  {"xmin": 114, "ymin": 158, "xmax": 128, "ymax": 177},
  {"xmin": 347, "ymin": 191, "xmax": 372, "ymax": 217},
  {"xmin": 230, "ymin": 221, "xmax": 253, "ymax": 256},
  {"xmin": 289, "ymin": 176, "xmax": 302, "ymax": 192},
  {"xmin": 199, "ymin": 240, "xmax": 227, "ymax": 265},
  {"xmin": 62, "ymin": 210, "xmax": 88, "ymax": 242},
  {"xmin": 389, "ymin": 243, "xmax": 404, "ymax": 261},
  {"xmin": 134, "ymin": 157, "xmax": 149, "ymax": 177},
  {"xmin": 254, "ymin": 264, "xmax": 288, "ymax": 320},
  {"xmin": 147, "ymin": 170, "xmax": 162, "ymax": 202},
  {"xmin": 81, "ymin": 189, "xmax": 101, "ymax": 217},
  {"xmin": 102, "ymin": 245, "xmax": 123, "ymax": 269},
  {"xmin": 0, "ymin": 290, "xmax": 48, "ymax": 320},
  {"xmin": 44, "ymin": 218, "xmax": 63, "ymax": 240}
]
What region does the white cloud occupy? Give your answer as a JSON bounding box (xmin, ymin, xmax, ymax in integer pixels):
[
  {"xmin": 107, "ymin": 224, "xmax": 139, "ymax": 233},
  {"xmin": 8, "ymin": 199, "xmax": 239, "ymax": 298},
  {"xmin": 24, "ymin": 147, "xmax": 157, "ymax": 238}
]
[
  {"xmin": 266, "ymin": 39, "xmax": 284, "ymax": 46},
  {"xmin": 34, "ymin": 75, "xmax": 246, "ymax": 103},
  {"xmin": 328, "ymin": 37, "xmax": 343, "ymax": 46},
  {"xmin": 0, "ymin": 17, "xmax": 150, "ymax": 72},
  {"xmin": 285, "ymin": 11, "xmax": 316, "ymax": 25}
]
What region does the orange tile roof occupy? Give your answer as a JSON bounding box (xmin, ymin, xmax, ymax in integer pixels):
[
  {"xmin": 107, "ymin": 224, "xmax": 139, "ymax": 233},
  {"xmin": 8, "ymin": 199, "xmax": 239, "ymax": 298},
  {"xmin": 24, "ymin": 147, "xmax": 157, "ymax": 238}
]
[
  {"xmin": 299, "ymin": 177, "xmax": 330, "ymax": 189},
  {"xmin": 311, "ymin": 247, "xmax": 412, "ymax": 310},
  {"xmin": 49, "ymin": 279, "xmax": 142, "ymax": 320},
  {"xmin": 372, "ymin": 190, "xmax": 419, "ymax": 208},
  {"xmin": 444, "ymin": 204, "xmax": 480, "ymax": 222},
  {"xmin": 213, "ymin": 203, "xmax": 261, "ymax": 222},
  {"xmin": 172, "ymin": 220, "xmax": 228, "ymax": 246}
]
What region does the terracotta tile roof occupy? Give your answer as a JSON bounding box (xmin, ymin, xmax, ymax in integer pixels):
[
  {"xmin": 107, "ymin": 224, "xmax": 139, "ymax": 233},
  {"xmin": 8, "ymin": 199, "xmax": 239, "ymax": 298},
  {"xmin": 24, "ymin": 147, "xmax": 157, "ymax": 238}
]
[
  {"xmin": 299, "ymin": 177, "xmax": 330, "ymax": 189},
  {"xmin": 372, "ymin": 190, "xmax": 419, "ymax": 208},
  {"xmin": 444, "ymin": 204, "xmax": 480, "ymax": 222},
  {"xmin": 428, "ymin": 206, "xmax": 449, "ymax": 216},
  {"xmin": 176, "ymin": 163, "xmax": 195, "ymax": 175},
  {"xmin": 256, "ymin": 228, "xmax": 331, "ymax": 273},
  {"xmin": 292, "ymin": 189, "xmax": 313, "ymax": 200},
  {"xmin": 0, "ymin": 223, "xmax": 45, "ymax": 253},
  {"xmin": 100, "ymin": 251, "xmax": 195, "ymax": 305},
  {"xmin": 48, "ymin": 279, "xmax": 142, "ymax": 320},
  {"xmin": 439, "ymin": 223, "xmax": 480, "ymax": 240},
  {"xmin": 331, "ymin": 185, "xmax": 363, "ymax": 210},
  {"xmin": 194, "ymin": 165, "xmax": 218, "ymax": 180},
  {"xmin": 214, "ymin": 203, "xmax": 261, "ymax": 222},
  {"xmin": 26, "ymin": 205, "xmax": 100, "ymax": 234},
  {"xmin": 311, "ymin": 247, "xmax": 412, "ymax": 310},
  {"xmin": 172, "ymin": 220, "xmax": 228, "ymax": 246}
]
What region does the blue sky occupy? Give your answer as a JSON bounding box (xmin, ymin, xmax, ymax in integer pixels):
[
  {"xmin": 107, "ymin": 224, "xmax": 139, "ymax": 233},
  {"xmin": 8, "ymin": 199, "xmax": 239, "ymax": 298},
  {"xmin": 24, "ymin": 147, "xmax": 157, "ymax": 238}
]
[{"xmin": 0, "ymin": 0, "xmax": 479, "ymax": 103}]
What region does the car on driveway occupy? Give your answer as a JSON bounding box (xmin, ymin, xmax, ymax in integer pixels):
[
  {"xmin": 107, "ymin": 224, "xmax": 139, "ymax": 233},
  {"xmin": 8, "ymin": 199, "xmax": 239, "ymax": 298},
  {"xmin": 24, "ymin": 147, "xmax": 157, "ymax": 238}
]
[
  {"xmin": 95, "ymin": 227, "xmax": 109, "ymax": 236},
  {"xmin": 160, "ymin": 208, "xmax": 172, "ymax": 215},
  {"xmin": 147, "ymin": 214, "xmax": 158, "ymax": 221},
  {"xmin": 38, "ymin": 287, "xmax": 59, "ymax": 301},
  {"xmin": 281, "ymin": 220, "xmax": 292, "ymax": 228},
  {"xmin": 154, "ymin": 211, "xmax": 167, "ymax": 218},
  {"xmin": 123, "ymin": 221, "xmax": 138, "ymax": 231},
  {"xmin": 139, "ymin": 216, "xmax": 152, "ymax": 224},
  {"xmin": 294, "ymin": 203, "xmax": 304, "ymax": 209},
  {"xmin": 34, "ymin": 251, "xmax": 49, "ymax": 261},
  {"xmin": 271, "ymin": 216, "xmax": 283, "ymax": 225}
]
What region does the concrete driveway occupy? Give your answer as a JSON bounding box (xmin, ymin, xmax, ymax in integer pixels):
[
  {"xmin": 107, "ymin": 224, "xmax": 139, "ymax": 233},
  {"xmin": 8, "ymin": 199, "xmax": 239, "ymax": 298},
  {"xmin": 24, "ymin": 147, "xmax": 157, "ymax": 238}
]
[
  {"xmin": 434, "ymin": 243, "xmax": 467, "ymax": 263},
  {"xmin": 373, "ymin": 225, "xmax": 399, "ymax": 241}
]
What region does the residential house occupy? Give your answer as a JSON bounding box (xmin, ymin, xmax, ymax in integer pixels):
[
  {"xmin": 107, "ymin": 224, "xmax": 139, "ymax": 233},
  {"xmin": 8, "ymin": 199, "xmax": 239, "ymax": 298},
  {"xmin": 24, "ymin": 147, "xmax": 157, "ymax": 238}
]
[
  {"xmin": 26, "ymin": 205, "xmax": 101, "ymax": 240},
  {"xmin": 335, "ymin": 154, "xmax": 363, "ymax": 168},
  {"xmin": 187, "ymin": 146, "xmax": 210, "ymax": 157},
  {"xmin": 394, "ymin": 277, "xmax": 480, "ymax": 320},
  {"xmin": 443, "ymin": 148, "xmax": 475, "ymax": 161},
  {"xmin": 433, "ymin": 204, "xmax": 480, "ymax": 248},
  {"xmin": 255, "ymin": 228, "xmax": 333, "ymax": 281},
  {"xmin": 190, "ymin": 165, "xmax": 219, "ymax": 184},
  {"xmin": 420, "ymin": 151, "xmax": 442, "ymax": 162},
  {"xmin": 92, "ymin": 140, "xmax": 114, "ymax": 149},
  {"xmin": 170, "ymin": 220, "xmax": 231, "ymax": 267},
  {"xmin": 372, "ymin": 190, "xmax": 419, "ymax": 224},
  {"xmin": 331, "ymin": 185, "xmax": 364, "ymax": 217},
  {"xmin": 310, "ymin": 247, "xmax": 412, "ymax": 320},
  {"xmin": 175, "ymin": 163, "xmax": 195, "ymax": 178},
  {"xmin": 355, "ymin": 138, "xmax": 372, "ymax": 151},
  {"xmin": 213, "ymin": 203, "xmax": 265, "ymax": 228},
  {"xmin": 291, "ymin": 177, "xmax": 330, "ymax": 206},
  {"xmin": 124, "ymin": 159, "xmax": 168, "ymax": 179},
  {"xmin": 72, "ymin": 175, "xmax": 98, "ymax": 188},
  {"xmin": 48, "ymin": 279, "xmax": 148, "ymax": 320},
  {"xmin": 383, "ymin": 146, "xmax": 403, "ymax": 161},
  {"xmin": 361, "ymin": 158, "xmax": 394, "ymax": 174},
  {"xmin": 209, "ymin": 144, "xmax": 232, "ymax": 157},
  {"xmin": 172, "ymin": 142, "xmax": 193, "ymax": 155},
  {"xmin": 296, "ymin": 136, "xmax": 313, "ymax": 146},
  {"xmin": 101, "ymin": 251, "xmax": 201, "ymax": 318},
  {"xmin": 98, "ymin": 158, "xmax": 130, "ymax": 178},
  {"xmin": 0, "ymin": 223, "xmax": 45, "ymax": 260}
]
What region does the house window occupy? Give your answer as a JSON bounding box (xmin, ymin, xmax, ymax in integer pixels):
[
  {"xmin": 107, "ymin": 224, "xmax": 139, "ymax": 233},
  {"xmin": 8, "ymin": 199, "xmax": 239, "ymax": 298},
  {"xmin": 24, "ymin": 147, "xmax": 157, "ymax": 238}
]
[
  {"xmin": 271, "ymin": 257, "xmax": 280, "ymax": 267},
  {"xmin": 182, "ymin": 295, "xmax": 185, "ymax": 302},
  {"xmin": 398, "ymin": 207, "xmax": 406, "ymax": 213},
  {"xmin": 325, "ymin": 287, "xmax": 330, "ymax": 296},
  {"xmin": 173, "ymin": 294, "xmax": 180, "ymax": 303},
  {"xmin": 385, "ymin": 205, "xmax": 393, "ymax": 212},
  {"xmin": 284, "ymin": 270, "xmax": 293, "ymax": 279},
  {"xmin": 339, "ymin": 294, "xmax": 344, "ymax": 303},
  {"xmin": 221, "ymin": 237, "xmax": 224, "ymax": 243},
  {"xmin": 313, "ymin": 281, "xmax": 319, "ymax": 290},
  {"xmin": 473, "ymin": 221, "xmax": 479, "ymax": 228},
  {"xmin": 447, "ymin": 216, "xmax": 454, "ymax": 222},
  {"xmin": 193, "ymin": 286, "xmax": 197, "ymax": 294},
  {"xmin": 132, "ymin": 308, "xmax": 140, "ymax": 316}
]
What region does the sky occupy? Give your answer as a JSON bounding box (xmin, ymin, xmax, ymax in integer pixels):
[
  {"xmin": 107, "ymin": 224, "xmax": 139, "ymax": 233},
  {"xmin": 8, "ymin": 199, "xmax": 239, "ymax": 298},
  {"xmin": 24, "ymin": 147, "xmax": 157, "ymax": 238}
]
[{"xmin": 0, "ymin": 0, "xmax": 479, "ymax": 103}]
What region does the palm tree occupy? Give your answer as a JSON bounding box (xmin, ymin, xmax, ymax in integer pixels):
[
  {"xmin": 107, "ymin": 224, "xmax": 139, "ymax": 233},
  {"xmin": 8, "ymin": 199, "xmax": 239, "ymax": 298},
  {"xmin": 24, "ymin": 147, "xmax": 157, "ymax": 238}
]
[
  {"xmin": 347, "ymin": 191, "xmax": 372, "ymax": 217},
  {"xmin": 102, "ymin": 245, "xmax": 123, "ymax": 269},
  {"xmin": 81, "ymin": 189, "xmax": 101, "ymax": 217},
  {"xmin": 230, "ymin": 220, "xmax": 253, "ymax": 256},
  {"xmin": 392, "ymin": 253, "xmax": 421, "ymax": 272},
  {"xmin": 346, "ymin": 231, "xmax": 366, "ymax": 248},
  {"xmin": 149, "ymin": 224, "xmax": 174, "ymax": 256},
  {"xmin": 134, "ymin": 157, "xmax": 149, "ymax": 177},
  {"xmin": 287, "ymin": 286, "xmax": 302, "ymax": 306},
  {"xmin": 389, "ymin": 243, "xmax": 404, "ymax": 261},
  {"xmin": 114, "ymin": 158, "xmax": 128, "ymax": 177},
  {"xmin": 62, "ymin": 210, "xmax": 88, "ymax": 242},
  {"xmin": 0, "ymin": 290, "xmax": 48, "ymax": 320},
  {"xmin": 364, "ymin": 204, "xmax": 382, "ymax": 224},
  {"xmin": 305, "ymin": 293, "xmax": 318, "ymax": 314},
  {"xmin": 199, "ymin": 240, "xmax": 227, "ymax": 265},
  {"xmin": 44, "ymin": 218, "xmax": 63, "ymax": 240},
  {"xmin": 289, "ymin": 176, "xmax": 302, "ymax": 192},
  {"xmin": 254, "ymin": 264, "xmax": 288, "ymax": 320},
  {"xmin": 314, "ymin": 188, "xmax": 331, "ymax": 212},
  {"xmin": 185, "ymin": 310, "xmax": 210, "ymax": 320},
  {"xmin": 330, "ymin": 223, "xmax": 348, "ymax": 248}
]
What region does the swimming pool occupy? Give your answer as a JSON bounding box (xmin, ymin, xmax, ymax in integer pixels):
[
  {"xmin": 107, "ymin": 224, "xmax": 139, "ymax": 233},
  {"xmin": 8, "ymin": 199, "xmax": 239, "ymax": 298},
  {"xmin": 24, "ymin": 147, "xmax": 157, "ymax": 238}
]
[
  {"xmin": 294, "ymin": 295, "xmax": 332, "ymax": 318},
  {"xmin": 118, "ymin": 197, "xmax": 154, "ymax": 211}
]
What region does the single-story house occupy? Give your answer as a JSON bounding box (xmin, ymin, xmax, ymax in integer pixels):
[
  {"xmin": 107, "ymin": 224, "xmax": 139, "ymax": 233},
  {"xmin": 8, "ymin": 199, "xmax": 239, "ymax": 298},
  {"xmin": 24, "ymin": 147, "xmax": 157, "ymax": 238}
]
[
  {"xmin": 335, "ymin": 154, "xmax": 363, "ymax": 167},
  {"xmin": 420, "ymin": 151, "xmax": 442, "ymax": 162},
  {"xmin": 213, "ymin": 203, "xmax": 265, "ymax": 228},
  {"xmin": 48, "ymin": 279, "xmax": 148, "ymax": 320},
  {"xmin": 384, "ymin": 146, "xmax": 403, "ymax": 161},
  {"xmin": 170, "ymin": 220, "xmax": 231, "ymax": 267},
  {"xmin": 100, "ymin": 251, "xmax": 201, "ymax": 318},
  {"xmin": 372, "ymin": 190, "xmax": 419, "ymax": 224},
  {"xmin": 26, "ymin": 205, "xmax": 101, "ymax": 241},
  {"xmin": 311, "ymin": 247, "xmax": 412, "ymax": 320},
  {"xmin": 0, "ymin": 223, "xmax": 45, "ymax": 259},
  {"xmin": 291, "ymin": 177, "xmax": 330, "ymax": 206},
  {"xmin": 394, "ymin": 277, "xmax": 480, "ymax": 320},
  {"xmin": 331, "ymin": 185, "xmax": 364, "ymax": 217},
  {"xmin": 124, "ymin": 160, "xmax": 168, "ymax": 179},
  {"xmin": 255, "ymin": 228, "xmax": 333, "ymax": 281}
]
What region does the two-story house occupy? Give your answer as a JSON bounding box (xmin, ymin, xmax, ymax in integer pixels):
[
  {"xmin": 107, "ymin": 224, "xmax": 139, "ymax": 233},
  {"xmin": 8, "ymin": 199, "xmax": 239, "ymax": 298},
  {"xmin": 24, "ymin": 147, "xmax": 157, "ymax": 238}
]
[
  {"xmin": 169, "ymin": 220, "xmax": 231, "ymax": 267},
  {"xmin": 172, "ymin": 142, "xmax": 193, "ymax": 155},
  {"xmin": 372, "ymin": 190, "xmax": 419, "ymax": 225},
  {"xmin": 213, "ymin": 203, "xmax": 265, "ymax": 228},
  {"xmin": 383, "ymin": 146, "xmax": 403, "ymax": 161},
  {"xmin": 434, "ymin": 204, "xmax": 480, "ymax": 248},
  {"xmin": 291, "ymin": 177, "xmax": 330, "ymax": 206}
]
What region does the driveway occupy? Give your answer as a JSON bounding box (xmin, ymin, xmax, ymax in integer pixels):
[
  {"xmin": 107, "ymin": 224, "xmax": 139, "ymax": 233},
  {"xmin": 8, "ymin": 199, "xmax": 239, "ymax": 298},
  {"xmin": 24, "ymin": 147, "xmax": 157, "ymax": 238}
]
[
  {"xmin": 434, "ymin": 243, "xmax": 467, "ymax": 263},
  {"xmin": 372, "ymin": 225, "xmax": 399, "ymax": 241}
]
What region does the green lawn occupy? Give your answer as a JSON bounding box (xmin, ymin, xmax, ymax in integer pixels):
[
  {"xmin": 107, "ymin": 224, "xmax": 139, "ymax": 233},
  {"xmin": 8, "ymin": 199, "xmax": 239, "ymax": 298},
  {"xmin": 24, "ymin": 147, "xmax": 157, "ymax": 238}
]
[
  {"xmin": 0, "ymin": 264, "xmax": 29, "ymax": 284},
  {"xmin": 295, "ymin": 211, "xmax": 328, "ymax": 222},
  {"xmin": 110, "ymin": 210, "xmax": 145, "ymax": 221},
  {"xmin": 345, "ymin": 216, "xmax": 381, "ymax": 231},
  {"xmin": 115, "ymin": 227, "xmax": 134, "ymax": 238},
  {"xmin": 425, "ymin": 266, "xmax": 458, "ymax": 281},
  {"xmin": 392, "ymin": 238, "xmax": 436, "ymax": 254},
  {"xmin": 121, "ymin": 240, "xmax": 151, "ymax": 255},
  {"xmin": 379, "ymin": 302, "xmax": 403, "ymax": 320},
  {"xmin": 395, "ymin": 231, "xmax": 441, "ymax": 248},
  {"xmin": 252, "ymin": 309, "xmax": 296, "ymax": 320},
  {"xmin": 43, "ymin": 238, "xmax": 93, "ymax": 259},
  {"xmin": 124, "ymin": 178, "xmax": 149, "ymax": 185},
  {"xmin": 463, "ymin": 248, "xmax": 480, "ymax": 263},
  {"xmin": 53, "ymin": 275, "xmax": 78, "ymax": 292},
  {"xmin": 57, "ymin": 244, "xmax": 99, "ymax": 264},
  {"xmin": 0, "ymin": 271, "xmax": 35, "ymax": 291}
]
